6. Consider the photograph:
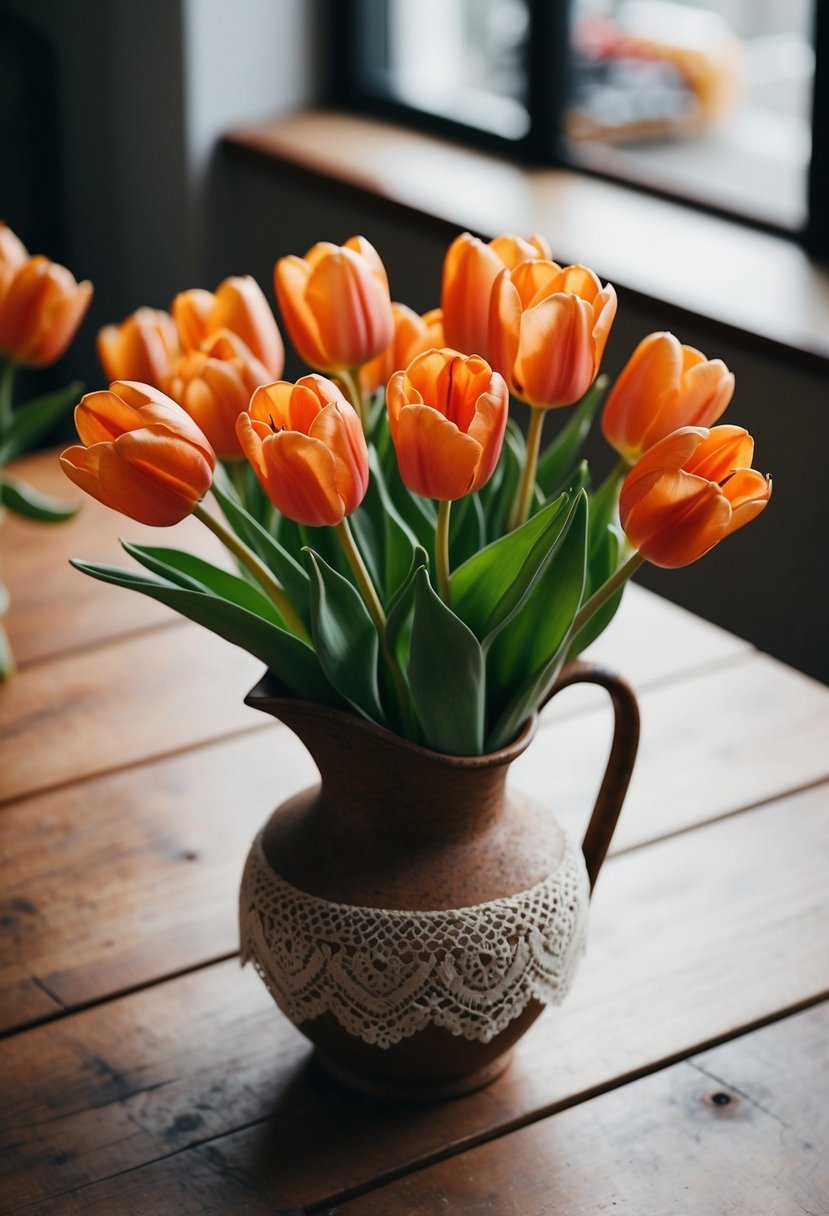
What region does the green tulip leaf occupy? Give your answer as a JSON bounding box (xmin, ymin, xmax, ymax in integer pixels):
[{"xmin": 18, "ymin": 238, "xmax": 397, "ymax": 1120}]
[
  {"xmin": 122, "ymin": 542, "xmax": 285, "ymax": 625},
  {"xmin": 303, "ymin": 547, "xmax": 386, "ymax": 726},
  {"xmin": 536, "ymin": 375, "xmax": 607, "ymax": 498},
  {"xmin": 486, "ymin": 490, "xmax": 589, "ymax": 747},
  {"xmin": 385, "ymin": 545, "xmax": 429, "ymax": 663},
  {"xmin": 0, "ymin": 474, "xmax": 79, "ymax": 523},
  {"xmin": 408, "ymin": 567, "xmax": 485, "ymax": 755},
  {"xmin": 449, "ymin": 491, "xmax": 487, "ymax": 569},
  {"xmin": 0, "ymin": 380, "xmax": 84, "ymax": 465},
  {"xmin": 482, "ymin": 416, "xmax": 525, "ymax": 540},
  {"xmin": 210, "ymin": 480, "xmax": 309, "ymax": 613},
  {"xmin": 567, "ymin": 523, "xmax": 626, "ymax": 661},
  {"xmin": 69, "ymin": 559, "xmax": 338, "ymax": 704},
  {"xmin": 449, "ymin": 492, "xmax": 574, "ymax": 645}
]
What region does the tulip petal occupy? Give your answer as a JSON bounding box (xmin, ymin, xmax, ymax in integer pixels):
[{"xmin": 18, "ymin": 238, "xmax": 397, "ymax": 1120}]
[
  {"xmin": 622, "ymin": 469, "xmax": 732, "ymax": 568},
  {"xmin": 721, "ymin": 468, "xmax": 771, "ymax": 534},
  {"xmin": 305, "ymin": 248, "xmax": 393, "ymax": 368},
  {"xmin": 75, "ymin": 391, "xmax": 146, "ymax": 444},
  {"xmin": 686, "ymin": 425, "xmax": 754, "ymax": 483},
  {"xmin": 249, "ymin": 381, "xmax": 294, "ymax": 430},
  {"xmin": 488, "ymin": 270, "xmax": 522, "ymax": 390},
  {"xmin": 210, "ymin": 276, "xmax": 284, "ymax": 378},
  {"xmin": 274, "ymin": 255, "xmax": 331, "ymax": 369},
  {"xmin": 173, "ymin": 289, "xmax": 214, "ymax": 352},
  {"xmin": 602, "ymin": 331, "xmax": 682, "ymax": 460},
  {"xmin": 466, "ymin": 382, "xmax": 509, "ymax": 491},
  {"xmin": 259, "ymin": 430, "xmax": 345, "ymax": 526},
  {"xmin": 514, "ymin": 294, "xmax": 595, "ymax": 408},
  {"xmin": 309, "ymin": 402, "xmax": 369, "ymax": 514},
  {"xmin": 394, "ymin": 404, "xmax": 482, "ymax": 501},
  {"xmin": 677, "ymin": 358, "xmax": 735, "ymax": 429},
  {"xmin": 116, "ymin": 426, "xmax": 214, "ymax": 502},
  {"xmin": 510, "ymin": 259, "xmax": 564, "ymax": 309}
]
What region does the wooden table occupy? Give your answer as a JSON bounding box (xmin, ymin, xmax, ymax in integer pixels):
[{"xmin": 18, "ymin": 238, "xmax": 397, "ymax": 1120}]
[{"xmin": 2, "ymin": 449, "xmax": 828, "ymax": 1215}]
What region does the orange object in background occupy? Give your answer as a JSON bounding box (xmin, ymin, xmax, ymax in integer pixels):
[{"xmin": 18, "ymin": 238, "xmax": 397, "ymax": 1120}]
[
  {"xmin": 97, "ymin": 307, "xmax": 179, "ymax": 386},
  {"xmin": 0, "ymin": 227, "xmax": 92, "ymax": 369}
]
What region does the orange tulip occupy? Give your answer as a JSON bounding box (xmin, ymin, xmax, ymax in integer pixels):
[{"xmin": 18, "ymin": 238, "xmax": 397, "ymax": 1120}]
[
  {"xmin": 489, "ymin": 261, "xmax": 616, "ymax": 409},
  {"xmin": 386, "ymin": 348, "xmax": 509, "ymax": 501},
  {"xmin": 274, "ymin": 236, "xmax": 394, "ymax": 372},
  {"xmin": 441, "ymin": 231, "xmax": 552, "ymax": 359},
  {"xmin": 97, "ymin": 307, "xmax": 180, "ymax": 386},
  {"xmin": 172, "ymin": 275, "xmax": 284, "ymax": 378},
  {"xmin": 60, "ymin": 381, "xmax": 215, "ymax": 526},
  {"xmin": 360, "ymin": 303, "xmax": 445, "ymax": 396},
  {"xmin": 619, "ymin": 424, "xmax": 771, "ymax": 568},
  {"xmin": 165, "ymin": 331, "xmax": 271, "ymax": 461},
  {"xmin": 0, "ymin": 236, "xmax": 92, "ymax": 368},
  {"xmin": 602, "ymin": 331, "xmax": 735, "ymax": 463},
  {"xmin": 237, "ymin": 375, "xmax": 369, "ymax": 527}
]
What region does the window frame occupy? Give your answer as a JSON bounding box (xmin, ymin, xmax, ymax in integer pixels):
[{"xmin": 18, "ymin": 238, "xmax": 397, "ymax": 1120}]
[{"xmin": 325, "ymin": 0, "xmax": 828, "ymax": 258}]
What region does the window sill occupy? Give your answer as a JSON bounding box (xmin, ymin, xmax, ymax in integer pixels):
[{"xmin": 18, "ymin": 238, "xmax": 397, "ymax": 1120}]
[{"xmin": 225, "ymin": 108, "xmax": 829, "ymax": 369}]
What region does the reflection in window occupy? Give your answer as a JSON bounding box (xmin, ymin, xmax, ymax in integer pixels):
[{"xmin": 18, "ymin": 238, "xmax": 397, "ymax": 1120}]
[{"xmin": 565, "ymin": 1, "xmax": 815, "ymax": 229}]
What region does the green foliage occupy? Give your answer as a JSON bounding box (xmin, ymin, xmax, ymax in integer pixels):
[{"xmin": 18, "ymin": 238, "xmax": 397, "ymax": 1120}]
[
  {"xmin": 1, "ymin": 474, "xmax": 79, "ymax": 522},
  {"xmin": 0, "ymin": 380, "xmax": 83, "ymax": 465}
]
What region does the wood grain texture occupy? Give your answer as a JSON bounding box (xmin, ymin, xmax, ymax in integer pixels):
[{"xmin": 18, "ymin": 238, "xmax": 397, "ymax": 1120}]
[
  {"xmin": 2, "ymin": 786, "xmax": 826, "ymax": 1213},
  {"xmin": 331, "ymin": 1003, "xmax": 829, "ymax": 1216},
  {"xmin": 0, "ymin": 624, "xmax": 263, "ymax": 805},
  {"xmin": 0, "ymin": 649, "xmax": 822, "ymax": 1030},
  {"xmin": 3, "ymin": 449, "xmax": 226, "ymax": 667}
]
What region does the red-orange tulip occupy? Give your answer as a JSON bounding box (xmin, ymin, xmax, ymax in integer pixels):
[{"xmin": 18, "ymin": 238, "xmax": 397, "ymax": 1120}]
[
  {"xmin": 0, "ymin": 235, "xmax": 92, "ymax": 368},
  {"xmin": 60, "ymin": 381, "xmax": 215, "ymax": 526},
  {"xmin": 237, "ymin": 375, "xmax": 369, "ymax": 527},
  {"xmin": 602, "ymin": 331, "xmax": 735, "ymax": 463},
  {"xmin": 489, "ymin": 261, "xmax": 616, "ymax": 408},
  {"xmin": 97, "ymin": 307, "xmax": 179, "ymax": 386},
  {"xmin": 173, "ymin": 275, "xmax": 284, "ymax": 378},
  {"xmin": 274, "ymin": 236, "xmax": 394, "ymax": 372},
  {"xmin": 165, "ymin": 332, "xmax": 271, "ymax": 461},
  {"xmin": 441, "ymin": 231, "xmax": 552, "ymax": 358},
  {"xmin": 360, "ymin": 303, "xmax": 445, "ymax": 396},
  {"xmin": 386, "ymin": 348, "xmax": 509, "ymax": 501},
  {"xmin": 620, "ymin": 425, "xmax": 771, "ymax": 568}
]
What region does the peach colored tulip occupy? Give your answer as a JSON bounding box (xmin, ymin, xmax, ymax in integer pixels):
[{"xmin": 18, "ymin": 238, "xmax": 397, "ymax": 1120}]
[
  {"xmin": 165, "ymin": 332, "xmax": 271, "ymax": 461},
  {"xmin": 602, "ymin": 331, "xmax": 735, "ymax": 463},
  {"xmin": 60, "ymin": 381, "xmax": 215, "ymax": 526},
  {"xmin": 97, "ymin": 307, "xmax": 179, "ymax": 386},
  {"xmin": 173, "ymin": 275, "xmax": 284, "ymax": 378},
  {"xmin": 360, "ymin": 303, "xmax": 445, "ymax": 396},
  {"xmin": 386, "ymin": 348, "xmax": 509, "ymax": 501},
  {"xmin": 489, "ymin": 261, "xmax": 616, "ymax": 408},
  {"xmin": 619, "ymin": 424, "xmax": 771, "ymax": 568},
  {"xmin": 274, "ymin": 237, "xmax": 394, "ymax": 372},
  {"xmin": 441, "ymin": 231, "xmax": 552, "ymax": 358},
  {"xmin": 0, "ymin": 243, "xmax": 92, "ymax": 368},
  {"xmin": 237, "ymin": 374, "xmax": 368, "ymax": 527}
]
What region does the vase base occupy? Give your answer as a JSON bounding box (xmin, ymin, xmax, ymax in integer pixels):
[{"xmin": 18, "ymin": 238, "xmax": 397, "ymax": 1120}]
[{"xmin": 314, "ymin": 1046, "xmax": 514, "ymax": 1102}]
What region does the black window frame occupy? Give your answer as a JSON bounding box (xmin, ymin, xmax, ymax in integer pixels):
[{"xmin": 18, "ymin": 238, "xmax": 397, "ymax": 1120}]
[{"xmin": 325, "ymin": 0, "xmax": 829, "ymax": 259}]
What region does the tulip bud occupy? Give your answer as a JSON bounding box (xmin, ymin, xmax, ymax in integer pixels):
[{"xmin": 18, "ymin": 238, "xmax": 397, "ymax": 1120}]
[
  {"xmin": 274, "ymin": 236, "xmax": 394, "ymax": 372},
  {"xmin": 602, "ymin": 331, "xmax": 735, "ymax": 464},
  {"xmin": 237, "ymin": 375, "xmax": 369, "ymax": 527},
  {"xmin": 386, "ymin": 348, "xmax": 509, "ymax": 501},
  {"xmin": 619, "ymin": 424, "xmax": 771, "ymax": 567},
  {"xmin": 489, "ymin": 261, "xmax": 616, "ymax": 409},
  {"xmin": 441, "ymin": 231, "xmax": 552, "ymax": 358},
  {"xmin": 165, "ymin": 331, "xmax": 271, "ymax": 461},
  {"xmin": 97, "ymin": 307, "xmax": 179, "ymax": 386},
  {"xmin": 0, "ymin": 241, "xmax": 92, "ymax": 368},
  {"xmin": 60, "ymin": 381, "xmax": 215, "ymax": 526},
  {"xmin": 173, "ymin": 275, "xmax": 284, "ymax": 379}
]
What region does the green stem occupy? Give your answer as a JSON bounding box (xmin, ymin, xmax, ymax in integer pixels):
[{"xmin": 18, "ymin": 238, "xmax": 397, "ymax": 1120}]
[
  {"xmin": 193, "ymin": 501, "xmax": 309, "ymax": 641},
  {"xmin": 336, "ymin": 516, "xmax": 415, "ymax": 736},
  {"xmin": 336, "ymin": 366, "xmax": 367, "ymax": 432},
  {"xmin": 571, "ymin": 552, "xmax": 644, "ymax": 638},
  {"xmin": 436, "ymin": 499, "xmax": 452, "ymax": 605},
  {"xmin": 335, "ymin": 516, "xmax": 386, "ymax": 630},
  {"xmin": 509, "ymin": 406, "xmax": 546, "ymax": 531},
  {"xmin": 0, "ymin": 361, "xmax": 16, "ymax": 440}
]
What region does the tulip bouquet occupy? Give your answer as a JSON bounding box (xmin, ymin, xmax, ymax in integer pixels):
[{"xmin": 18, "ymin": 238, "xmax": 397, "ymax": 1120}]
[
  {"xmin": 61, "ymin": 232, "xmax": 770, "ymax": 755},
  {"xmin": 0, "ymin": 223, "xmax": 93, "ymax": 677}
]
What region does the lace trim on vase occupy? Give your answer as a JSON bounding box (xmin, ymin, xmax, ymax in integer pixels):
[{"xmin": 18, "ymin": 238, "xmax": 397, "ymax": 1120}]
[{"xmin": 239, "ymin": 829, "xmax": 589, "ymax": 1048}]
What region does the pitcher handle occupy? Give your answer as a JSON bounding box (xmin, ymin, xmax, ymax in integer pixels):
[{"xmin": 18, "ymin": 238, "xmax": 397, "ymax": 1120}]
[{"xmin": 543, "ymin": 660, "xmax": 640, "ymax": 892}]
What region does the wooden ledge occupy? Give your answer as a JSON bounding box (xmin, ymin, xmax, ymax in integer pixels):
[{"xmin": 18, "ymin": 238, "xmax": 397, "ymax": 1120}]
[{"xmin": 226, "ymin": 109, "xmax": 829, "ymax": 370}]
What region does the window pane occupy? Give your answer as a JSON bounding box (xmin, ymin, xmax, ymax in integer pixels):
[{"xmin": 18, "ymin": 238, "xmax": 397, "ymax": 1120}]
[
  {"xmin": 372, "ymin": 0, "xmax": 531, "ymax": 139},
  {"xmin": 565, "ymin": 1, "xmax": 815, "ymax": 229}
]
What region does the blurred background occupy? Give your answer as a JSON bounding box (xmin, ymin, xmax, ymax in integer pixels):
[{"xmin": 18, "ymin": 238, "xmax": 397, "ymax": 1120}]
[{"xmin": 1, "ymin": 0, "xmax": 826, "ymax": 682}]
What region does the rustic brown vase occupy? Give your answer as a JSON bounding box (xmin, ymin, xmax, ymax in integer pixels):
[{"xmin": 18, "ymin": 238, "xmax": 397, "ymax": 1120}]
[{"xmin": 239, "ymin": 660, "xmax": 639, "ymax": 1101}]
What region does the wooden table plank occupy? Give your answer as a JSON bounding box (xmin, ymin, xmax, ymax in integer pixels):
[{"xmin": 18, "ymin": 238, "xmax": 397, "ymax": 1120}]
[
  {"xmin": 331, "ymin": 1003, "xmax": 829, "ymax": 1216},
  {"xmin": 1, "ymin": 651, "xmax": 825, "ymax": 1031},
  {"xmin": 2, "ymin": 786, "xmax": 826, "ymax": 1213},
  {"xmin": 3, "ymin": 450, "xmax": 227, "ymax": 668},
  {"xmin": 0, "ymin": 625, "xmax": 263, "ymax": 805}
]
